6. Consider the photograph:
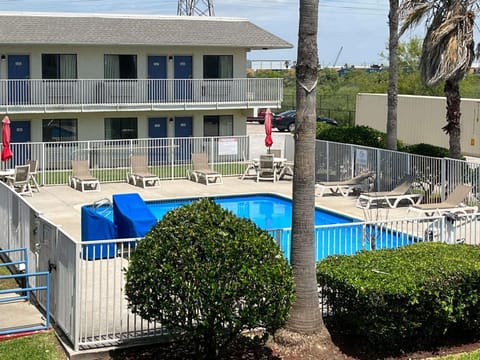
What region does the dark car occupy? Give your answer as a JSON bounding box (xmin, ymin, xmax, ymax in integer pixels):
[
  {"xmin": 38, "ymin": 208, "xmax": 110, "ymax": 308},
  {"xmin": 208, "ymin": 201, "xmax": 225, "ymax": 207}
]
[
  {"xmin": 246, "ymin": 108, "xmax": 273, "ymax": 124},
  {"xmin": 272, "ymin": 110, "xmax": 337, "ymax": 132}
]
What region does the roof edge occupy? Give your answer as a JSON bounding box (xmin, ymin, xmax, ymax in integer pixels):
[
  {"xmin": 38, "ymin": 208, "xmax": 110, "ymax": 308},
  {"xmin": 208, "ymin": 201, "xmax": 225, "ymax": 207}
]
[{"xmin": 0, "ymin": 11, "xmax": 248, "ymax": 22}]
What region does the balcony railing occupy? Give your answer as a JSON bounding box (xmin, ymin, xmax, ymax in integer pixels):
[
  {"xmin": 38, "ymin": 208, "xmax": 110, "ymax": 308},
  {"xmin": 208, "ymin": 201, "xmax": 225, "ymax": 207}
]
[{"xmin": 0, "ymin": 78, "xmax": 283, "ymax": 113}]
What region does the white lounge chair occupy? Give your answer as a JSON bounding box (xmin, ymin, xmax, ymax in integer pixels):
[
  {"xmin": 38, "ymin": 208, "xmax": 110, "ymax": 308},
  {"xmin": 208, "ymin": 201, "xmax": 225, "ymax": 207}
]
[
  {"xmin": 127, "ymin": 154, "xmax": 160, "ymax": 188},
  {"xmin": 408, "ymin": 184, "xmax": 477, "ymax": 216},
  {"xmin": 27, "ymin": 159, "xmax": 40, "ymax": 192},
  {"xmin": 70, "ymin": 160, "xmax": 101, "ymax": 192},
  {"xmin": 5, "ymin": 164, "xmax": 32, "ymax": 196},
  {"xmin": 278, "ymin": 160, "xmax": 294, "ymax": 180},
  {"xmin": 187, "ymin": 153, "xmax": 223, "ymax": 185},
  {"xmin": 256, "ymin": 154, "xmax": 277, "ymax": 182},
  {"xmin": 356, "ymin": 178, "xmax": 423, "ymax": 209},
  {"xmin": 315, "ymin": 171, "xmax": 373, "ymax": 197},
  {"xmin": 241, "ymin": 152, "xmax": 257, "ymax": 180}
]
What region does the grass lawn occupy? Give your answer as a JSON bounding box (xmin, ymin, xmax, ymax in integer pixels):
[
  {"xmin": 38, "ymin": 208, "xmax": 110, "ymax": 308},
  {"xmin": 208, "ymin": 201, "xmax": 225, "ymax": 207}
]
[
  {"xmin": 440, "ymin": 351, "xmax": 480, "ymax": 359},
  {"xmin": 0, "ymin": 262, "xmax": 21, "ymax": 291},
  {"xmin": 0, "ymin": 330, "xmax": 479, "ymax": 359},
  {"xmin": 0, "ymin": 332, "xmax": 67, "ymax": 360}
]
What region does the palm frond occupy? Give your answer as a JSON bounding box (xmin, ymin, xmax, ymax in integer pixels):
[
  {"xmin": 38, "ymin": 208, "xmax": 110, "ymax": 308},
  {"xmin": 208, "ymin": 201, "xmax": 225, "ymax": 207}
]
[
  {"xmin": 399, "ymin": 1, "xmax": 433, "ymax": 35},
  {"xmin": 421, "ymin": 9, "xmax": 475, "ymax": 86}
]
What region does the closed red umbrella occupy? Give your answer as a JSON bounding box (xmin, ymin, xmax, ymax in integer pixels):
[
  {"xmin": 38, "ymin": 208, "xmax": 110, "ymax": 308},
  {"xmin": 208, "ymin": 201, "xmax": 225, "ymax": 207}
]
[
  {"xmin": 1, "ymin": 116, "xmax": 12, "ymax": 162},
  {"xmin": 264, "ymin": 108, "xmax": 273, "ymax": 152}
]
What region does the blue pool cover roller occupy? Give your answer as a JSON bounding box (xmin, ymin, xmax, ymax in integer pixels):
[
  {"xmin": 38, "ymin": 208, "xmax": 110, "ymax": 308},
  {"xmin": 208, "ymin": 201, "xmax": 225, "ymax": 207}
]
[
  {"xmin": 112, "ymin": 193, "xmax": 157, "ymax": 238},
  {"xmin": 81, "ymin": 206, "xmax": 118, "ymax": 260}
]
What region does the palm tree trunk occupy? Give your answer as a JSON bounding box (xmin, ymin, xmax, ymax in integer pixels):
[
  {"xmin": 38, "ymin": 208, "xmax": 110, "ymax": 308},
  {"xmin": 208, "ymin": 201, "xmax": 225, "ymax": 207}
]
[
  {"xmin": 386, "ymin": 0, "xmax": 399, "ymax": 150},
  {"xmin": 443, "ymin": 79, "xmax": 462, "ymax": 159},
  {"xmin": 286, "ymin": 0, "xmax": 323, "ymax": 333}
]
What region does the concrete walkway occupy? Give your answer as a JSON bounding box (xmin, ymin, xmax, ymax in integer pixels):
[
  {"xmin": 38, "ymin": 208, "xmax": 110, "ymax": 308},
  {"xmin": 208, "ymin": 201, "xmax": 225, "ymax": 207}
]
[{"xmin": 0, "ymin": 294, "xmax": 45, "ymax": 336}]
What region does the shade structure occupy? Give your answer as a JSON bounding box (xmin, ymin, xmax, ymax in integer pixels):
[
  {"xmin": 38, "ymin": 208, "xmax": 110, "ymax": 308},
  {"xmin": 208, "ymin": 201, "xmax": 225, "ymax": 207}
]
[
  {"xmin": 1, "ymin": 116, "xmax": 12, "ymax": 162},
  {"xmin": 264, "ymin": 108, "xmax": 273, "ymax": 150}
]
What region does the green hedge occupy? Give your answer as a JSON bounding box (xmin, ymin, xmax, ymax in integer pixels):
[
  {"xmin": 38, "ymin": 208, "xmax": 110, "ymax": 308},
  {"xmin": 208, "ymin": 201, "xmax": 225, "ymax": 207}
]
[
  {"xmin": 316, "ymin": 124, "xmax": 450, "ymax": 157},
  {"xmin": 317, "ymin": 242, "xmax": 480, "ymax": 355}
]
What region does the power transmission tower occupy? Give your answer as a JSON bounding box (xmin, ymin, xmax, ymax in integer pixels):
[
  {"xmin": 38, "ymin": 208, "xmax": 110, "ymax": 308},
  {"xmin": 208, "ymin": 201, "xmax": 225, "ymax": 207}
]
[{"xmin": 177, "ymin": 0, "xmax": 215, "ymax": 16}]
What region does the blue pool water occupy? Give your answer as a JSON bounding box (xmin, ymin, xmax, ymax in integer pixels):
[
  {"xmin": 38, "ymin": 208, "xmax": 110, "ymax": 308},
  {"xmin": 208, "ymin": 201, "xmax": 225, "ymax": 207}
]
[
  {"xmin": 96, "ymin": 194, "xmax": 355, "ymax": 229},
  {"xmin": 86, "ymin": 193, "xmax": 416, "ymax": 261},
  {"xmin": 147, "ymin": 194, "xmax": 355, "ymax": 229}
]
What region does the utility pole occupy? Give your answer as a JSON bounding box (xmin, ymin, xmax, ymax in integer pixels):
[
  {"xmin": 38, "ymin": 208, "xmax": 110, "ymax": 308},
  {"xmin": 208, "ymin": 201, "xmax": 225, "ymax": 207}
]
[{"xmin": 177, "ymin": 0, "xmax": 215, "ymax": 16}]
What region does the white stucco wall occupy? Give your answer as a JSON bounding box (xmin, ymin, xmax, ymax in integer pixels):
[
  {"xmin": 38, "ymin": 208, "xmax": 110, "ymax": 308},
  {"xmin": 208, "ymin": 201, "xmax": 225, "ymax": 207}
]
[
  {"xmin": 0, "ymin": 44, "xmax": 250, "ymax": 140},
  {"xmin": 0, "ymin": 44, "xmax": 246, "ymax": 79},
  {"xmin": 7, "ymin": 110, "xmax": 248, "ymax": 142},
  {"xmin": 356, "ymin": 93, "xmax": 480, "ymax": 157}
]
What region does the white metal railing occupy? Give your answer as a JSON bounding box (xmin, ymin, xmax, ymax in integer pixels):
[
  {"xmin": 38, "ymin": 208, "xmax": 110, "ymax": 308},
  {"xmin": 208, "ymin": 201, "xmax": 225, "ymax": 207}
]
[
  {"xmin": 3, "ymin": 136, "xmax": 251, "ymax": 185},
  {"xmin": 312, "ymin": 139, "xmax": 480, "ymax": 204},
  {"xmin": 4, "ymin": 136, "xmax": 480, "ymax": 206},
  {"xmin": 0, "ymin": 78, "xmax": 283, "ymax": 113}
]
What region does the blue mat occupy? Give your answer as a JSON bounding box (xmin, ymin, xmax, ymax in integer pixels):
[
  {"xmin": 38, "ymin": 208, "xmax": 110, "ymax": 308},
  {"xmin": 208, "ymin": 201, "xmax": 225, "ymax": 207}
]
[
  {"xmin": 113, "ymin": 193, "xmax": 157, "ymax": 239},
  {"xmin": 81, "ymin": 206, "xmax": 118, "ymax": 260}
]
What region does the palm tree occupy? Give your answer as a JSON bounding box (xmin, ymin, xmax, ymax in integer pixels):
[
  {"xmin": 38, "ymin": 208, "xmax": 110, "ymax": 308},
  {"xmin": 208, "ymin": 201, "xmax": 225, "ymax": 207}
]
[
  {"xmin": 399, "ymin": 0, "xmax": 478, "ymax": 159},
  {"xmin": 286, "ymin": 0, "xmax": 323, "ymax": 333},
  {"xmin": 387, "ymin": 0, "xmax": 399, "ymax": 150}
]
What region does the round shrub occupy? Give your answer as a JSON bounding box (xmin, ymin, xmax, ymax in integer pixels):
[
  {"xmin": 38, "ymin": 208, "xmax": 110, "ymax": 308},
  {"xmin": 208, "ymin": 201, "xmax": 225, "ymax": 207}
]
[
  {"xmin": 124, "ymin": 198, "xmax": 295, "ymax": 358},
  {"xmin": 317, "ymin": 125, "xmax": 386, "ymax": 148},
  {"xmin": 404, "ymin": 143, "xmax": 450, "ymax": 158}
]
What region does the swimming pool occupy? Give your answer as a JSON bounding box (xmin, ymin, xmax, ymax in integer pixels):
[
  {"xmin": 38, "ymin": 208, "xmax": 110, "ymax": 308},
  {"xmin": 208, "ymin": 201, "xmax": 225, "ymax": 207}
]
[
  {"xmin": 93, "ymin": 193, "xmax": 355, "ymax": 229},
  {"xmin": 149, "ymin": 194, "xmax": 355, "ymax": 229},
  {"xmin": 84, "ymin": 193, "xmax": 415, "ymax": 261}
]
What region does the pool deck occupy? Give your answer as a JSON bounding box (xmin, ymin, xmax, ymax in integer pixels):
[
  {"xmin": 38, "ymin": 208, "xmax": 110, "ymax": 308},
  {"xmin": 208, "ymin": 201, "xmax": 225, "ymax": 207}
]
[{"xmin": 26, "ymin": 177, "xmax": 411, "ymax": 241}]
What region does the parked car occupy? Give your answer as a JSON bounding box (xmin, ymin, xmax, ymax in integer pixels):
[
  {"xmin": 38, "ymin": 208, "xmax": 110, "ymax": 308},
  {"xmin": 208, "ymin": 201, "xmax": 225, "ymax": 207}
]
[
  {"xmin": 246, "ymin": 108, "xmax": 273, "ymax": 124},
  {"xmin": 272, "ymin": 110, "xmax": 338, "ymax": 132}
]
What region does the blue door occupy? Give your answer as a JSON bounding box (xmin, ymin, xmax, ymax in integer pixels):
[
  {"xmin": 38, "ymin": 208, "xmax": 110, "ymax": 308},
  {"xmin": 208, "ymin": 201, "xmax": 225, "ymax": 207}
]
[
  {"xmin": 148, "ymin": 117, "xmax": 168, "ymax": 165},
  {"xmin": 147, "ymin": 56, "xmax": 167, "ymax": 102},
  {"xmin": 8, "ymin": 55, "xmax": 30, "ymax": 104},
  {"xmin": 174, "ymin": 56, "xmax": 192, "ymax": 101},
  {"xmin": 10, "ymin": 120, "xmax": 31, "ymax": 166},
  {"xmin": 174, "ymin": 116, "xmax": 193, "ymax": 162}
]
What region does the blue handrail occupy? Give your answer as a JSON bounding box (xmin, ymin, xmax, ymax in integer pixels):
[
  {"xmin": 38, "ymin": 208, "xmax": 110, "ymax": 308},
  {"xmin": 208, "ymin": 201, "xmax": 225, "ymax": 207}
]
[{"xmin": 0, "ymin": 247, "xmax": 51, "ymax": 335}]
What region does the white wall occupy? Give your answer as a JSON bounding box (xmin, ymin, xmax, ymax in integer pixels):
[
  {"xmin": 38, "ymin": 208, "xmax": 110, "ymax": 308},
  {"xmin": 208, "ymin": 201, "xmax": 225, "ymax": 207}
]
[
  {"xmin": 356, "ymin": 93, "xmax": 480, "ymax": 157},
  {"xmin": 0, "ymin": 44, "xmax": 247, "ymax": 79},
  {"xmin": 0, "ymin": 44, "xmax": 249, "ymax": 140},
  {"xmin": 7, "ymin": 110, "xmax": 248, "ymax": 142}
]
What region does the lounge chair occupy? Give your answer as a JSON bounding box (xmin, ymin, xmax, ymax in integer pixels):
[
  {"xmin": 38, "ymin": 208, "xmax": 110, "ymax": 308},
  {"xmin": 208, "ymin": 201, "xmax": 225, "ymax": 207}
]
[
  {"xmin": 356, "ymin": 178, "xmax": 423, "ymax": 209},
  {"xmin": 5, "ymin": 164, "xmax": 32, "ymax": 196},
  {"xmin": 315, "ymin": 171, "xmax": 373, "ymax": 197},
  {"xmin": 27, "ymin": 159, "xmax": 40, "ymax": 192},
  {"xmin": 256, "ymin": 154, "xmax": 277, "ymax": 182},
  {"xmin": 241, "ymin": 152, "xmax": 257, "ymax": 180},
  {"xmin": 187, "ymin": 153, "xmax": 223, "ymax": 185},
  {"xmin": 69, "ymin": 160, "xmax": 101, "ymax": 192},
  {"xmin": 408, "ymin": 184, "xmax": 478, "ymax": 216},
  {"xmin": 127, "ymin": 154, "xmax": 160, "ymax": 188},
  {"xmin": 278, "ymin": 160, "xmax": 294, "ymax": 180}
]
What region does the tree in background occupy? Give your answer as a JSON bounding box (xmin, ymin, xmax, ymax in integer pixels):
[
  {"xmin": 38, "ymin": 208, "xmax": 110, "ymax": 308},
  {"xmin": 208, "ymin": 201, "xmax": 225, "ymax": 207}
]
[
  {"xmin": 399, "ymin": 0, "xmax": 478, "ymax": 159},
  {"xmin": 387, "ymin": 0, "xmax": 399, "ymax": 150}
]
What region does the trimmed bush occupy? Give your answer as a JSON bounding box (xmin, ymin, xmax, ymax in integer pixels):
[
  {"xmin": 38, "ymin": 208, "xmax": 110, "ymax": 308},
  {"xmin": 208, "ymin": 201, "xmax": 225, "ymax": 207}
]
[
  {"xmin": 317, "ymin": 125, "xmax": 386, "ymax": 148},
  {"xmin": 404, "ymin": 143, "xmax": 450, "ymax": 158},
  {"xmin": 317, "ymin": 242, "xmax": 480, "ymax": 356},
  {"xmin": 124, "ymin": 198, "xmax": 295, "ymax": 359}
]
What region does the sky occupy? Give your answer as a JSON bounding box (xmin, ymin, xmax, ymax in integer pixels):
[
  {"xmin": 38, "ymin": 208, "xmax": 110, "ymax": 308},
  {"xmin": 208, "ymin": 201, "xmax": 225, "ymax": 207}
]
[{"xmin": 0, "ymin": 0, "xmax": 426, "ymax": 67}]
